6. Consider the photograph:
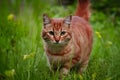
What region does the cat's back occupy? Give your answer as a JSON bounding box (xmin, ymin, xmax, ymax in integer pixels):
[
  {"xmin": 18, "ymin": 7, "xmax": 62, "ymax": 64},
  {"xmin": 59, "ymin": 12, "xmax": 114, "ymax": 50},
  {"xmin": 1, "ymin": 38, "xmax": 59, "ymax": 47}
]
[
  {"xmin": 71, "ymin": 16, "xmax": 91, "ymax": 29},
  {"xmin": 71, "ymin": 16, "xmax": 93, "ymax": 40},
  {"xmin": 70, "ymin": 16, "xmax": 93, "ymax": 55}
]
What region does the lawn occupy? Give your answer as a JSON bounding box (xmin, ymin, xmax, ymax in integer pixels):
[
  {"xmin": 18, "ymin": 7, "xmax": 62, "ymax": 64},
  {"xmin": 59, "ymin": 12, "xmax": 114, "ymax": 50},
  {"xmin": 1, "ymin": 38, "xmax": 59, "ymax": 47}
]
[{"xmin": 0, "ymin": 0, "xmax": 120, "ymax": 80}]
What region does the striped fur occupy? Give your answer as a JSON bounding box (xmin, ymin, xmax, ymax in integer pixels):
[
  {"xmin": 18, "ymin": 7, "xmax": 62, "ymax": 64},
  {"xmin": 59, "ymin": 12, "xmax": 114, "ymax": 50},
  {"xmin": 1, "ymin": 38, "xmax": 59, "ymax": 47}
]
[{"xmin": 42, "ymin": 0, "xmax": 93, "ymax": 78}]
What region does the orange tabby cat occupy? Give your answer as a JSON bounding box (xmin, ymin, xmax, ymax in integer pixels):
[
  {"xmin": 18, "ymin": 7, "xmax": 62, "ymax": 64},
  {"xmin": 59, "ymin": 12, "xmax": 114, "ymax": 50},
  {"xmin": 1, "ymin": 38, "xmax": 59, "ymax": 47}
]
[{"xmin": 42, "ymin": 0, "xmax": 93, "ymax": 77}]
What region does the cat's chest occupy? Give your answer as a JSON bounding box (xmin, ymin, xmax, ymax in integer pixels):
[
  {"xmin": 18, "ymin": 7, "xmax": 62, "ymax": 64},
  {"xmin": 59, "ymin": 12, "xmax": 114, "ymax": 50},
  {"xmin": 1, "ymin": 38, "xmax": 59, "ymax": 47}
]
[
  {"xmin": 45, "ymin": 42, "xmax": 74, "ymax": 64},
  {"xmin": 46, "ymin": 52, "xmax": 73, "ymax": 64}
]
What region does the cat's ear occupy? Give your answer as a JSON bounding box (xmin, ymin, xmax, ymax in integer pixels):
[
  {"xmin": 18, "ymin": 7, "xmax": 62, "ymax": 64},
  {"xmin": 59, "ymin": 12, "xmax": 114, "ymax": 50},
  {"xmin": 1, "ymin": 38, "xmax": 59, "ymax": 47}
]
[
  {"xmin": 43, "ymin": 14, "xmax": 51, "ymax": 25},
  {"xmin": 64, "ymin": 15, "xmax": 72, "ymax": 25}
]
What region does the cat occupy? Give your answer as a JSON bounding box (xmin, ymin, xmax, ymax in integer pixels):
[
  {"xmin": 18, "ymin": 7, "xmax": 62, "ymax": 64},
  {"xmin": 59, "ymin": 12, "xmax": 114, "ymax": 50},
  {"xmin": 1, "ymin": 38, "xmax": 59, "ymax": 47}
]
[{"xmin": 42, "ymin": 0, "xmax": 93, "ymax": 78}]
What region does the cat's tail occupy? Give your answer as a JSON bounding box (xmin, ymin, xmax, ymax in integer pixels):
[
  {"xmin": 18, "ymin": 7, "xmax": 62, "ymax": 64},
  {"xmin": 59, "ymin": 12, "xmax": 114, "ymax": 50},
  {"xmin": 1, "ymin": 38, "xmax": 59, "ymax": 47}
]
[{"xmin": 75, "ymin": 0, "xmax": 90, "ymax": 21}]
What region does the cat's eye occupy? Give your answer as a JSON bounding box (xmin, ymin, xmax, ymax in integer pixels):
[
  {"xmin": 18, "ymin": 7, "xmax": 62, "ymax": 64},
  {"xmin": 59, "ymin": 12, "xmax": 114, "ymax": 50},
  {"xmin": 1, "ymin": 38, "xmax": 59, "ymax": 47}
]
[
  {"xmin": 61, "ymin": 31, "xmax": 66, "ymax": 35},
  {"xmin": 49, "ymin": 31, "xmax": 54, "ymax": 35}
]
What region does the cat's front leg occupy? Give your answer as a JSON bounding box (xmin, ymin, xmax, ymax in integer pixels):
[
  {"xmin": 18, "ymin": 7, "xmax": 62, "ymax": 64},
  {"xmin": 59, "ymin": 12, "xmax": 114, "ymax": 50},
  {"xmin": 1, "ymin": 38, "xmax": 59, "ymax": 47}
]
[
  {"xmin": 79, "ymin": 59, "xmax": 89, "ymax": 74},
  {"xmin": 59, "ymin": 60, "xmax": 75, "ymax": 79},
  {"xmin": 59, "ymin": 64, "xmax": 70, "ymax": 79},
  {"xmin": 60, "ymin": 67, "xmax": 69, "ymax": 79}
]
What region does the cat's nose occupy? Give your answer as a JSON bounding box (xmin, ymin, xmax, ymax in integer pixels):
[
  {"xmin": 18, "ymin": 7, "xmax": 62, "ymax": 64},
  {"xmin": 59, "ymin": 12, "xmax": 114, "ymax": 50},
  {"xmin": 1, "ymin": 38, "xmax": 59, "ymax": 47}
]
[
  {"xmin": 55, "ymin": 40, "xmax": 59, "ymax": 43},
  {"xmin": 55, "ymin": 36, "xmax": 60, "ymax": 43}
]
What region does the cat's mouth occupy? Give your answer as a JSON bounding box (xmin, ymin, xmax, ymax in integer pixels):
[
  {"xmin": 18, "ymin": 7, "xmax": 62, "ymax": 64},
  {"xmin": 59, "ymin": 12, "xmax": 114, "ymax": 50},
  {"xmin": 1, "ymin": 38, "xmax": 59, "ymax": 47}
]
[
  {"xmin": 52, "ymin": 41, "xmax": 68, "ymax": 46},
  {"xmin": 53, "ymin": 41, "xmax": 61, "ymax": 45},
  {"xmin": 54, "ymin": 42, "xmax": 59, "ymax": 44},
  {"xmin": 53, "ymin": 39, "xmax": 70, "ymax": 45}
]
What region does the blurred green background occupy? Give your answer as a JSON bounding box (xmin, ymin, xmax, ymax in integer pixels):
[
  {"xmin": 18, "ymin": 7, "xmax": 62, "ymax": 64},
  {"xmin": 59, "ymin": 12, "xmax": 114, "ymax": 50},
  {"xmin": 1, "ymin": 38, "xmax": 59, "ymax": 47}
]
[{"xmin": 0, "ymin": 0, "xmax": 120, "ymax": 80}]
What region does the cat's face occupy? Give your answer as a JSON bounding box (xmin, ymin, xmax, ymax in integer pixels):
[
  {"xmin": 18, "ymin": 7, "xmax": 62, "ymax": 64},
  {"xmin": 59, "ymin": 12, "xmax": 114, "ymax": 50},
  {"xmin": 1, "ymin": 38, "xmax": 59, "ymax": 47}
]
[{"xmin": 42, "ymin": 14, "xmax": 72, "ymax": 45}]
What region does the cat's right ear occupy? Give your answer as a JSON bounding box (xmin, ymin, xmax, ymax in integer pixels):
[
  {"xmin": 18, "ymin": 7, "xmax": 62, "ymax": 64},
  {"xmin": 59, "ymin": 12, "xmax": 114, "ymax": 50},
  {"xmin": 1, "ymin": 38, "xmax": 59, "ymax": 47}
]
[{"xmin": 43, "ymin": 14, "xmax": 51, "ymax": 26}]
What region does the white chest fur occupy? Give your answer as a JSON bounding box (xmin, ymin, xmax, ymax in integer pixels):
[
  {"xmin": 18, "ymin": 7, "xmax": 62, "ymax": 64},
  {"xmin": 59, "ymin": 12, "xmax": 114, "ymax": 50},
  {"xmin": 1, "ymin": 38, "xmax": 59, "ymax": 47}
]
[{"xmin": 46, "ymin": 51, "xmax": 73, "ymax": 65}]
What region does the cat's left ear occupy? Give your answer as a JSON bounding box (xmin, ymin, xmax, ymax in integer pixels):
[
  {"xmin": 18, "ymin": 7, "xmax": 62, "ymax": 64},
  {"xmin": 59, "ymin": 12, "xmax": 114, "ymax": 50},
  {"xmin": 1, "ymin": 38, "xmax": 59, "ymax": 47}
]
[
  {"xmin": 43, "ymin": 13, "xmax": 51, "ymax": 26},
  {"xmin": 64, "ymin": 15, "xmax": 72, "ymax": 25}
]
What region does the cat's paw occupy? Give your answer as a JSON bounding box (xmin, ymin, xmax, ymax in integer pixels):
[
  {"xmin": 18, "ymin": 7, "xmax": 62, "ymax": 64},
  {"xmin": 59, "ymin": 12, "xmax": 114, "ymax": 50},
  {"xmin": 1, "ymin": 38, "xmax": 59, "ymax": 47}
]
[{"xmin": 59, "ymin": 68, "xmax": 69, "ymax": 79}]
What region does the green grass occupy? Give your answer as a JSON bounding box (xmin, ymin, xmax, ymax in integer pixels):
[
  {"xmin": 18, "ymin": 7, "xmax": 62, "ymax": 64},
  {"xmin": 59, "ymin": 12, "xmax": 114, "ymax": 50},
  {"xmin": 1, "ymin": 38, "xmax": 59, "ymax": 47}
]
[{"xmin": 0, "ymin": 0, "xmax": 120, "ymax": 80}]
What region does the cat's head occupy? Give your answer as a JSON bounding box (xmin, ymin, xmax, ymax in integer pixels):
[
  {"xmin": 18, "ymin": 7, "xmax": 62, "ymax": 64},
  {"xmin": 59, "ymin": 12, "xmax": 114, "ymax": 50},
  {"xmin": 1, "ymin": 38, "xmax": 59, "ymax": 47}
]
[{"xmin": 42, "ymin": 14, "xmax": 72, "ymax": 45}]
